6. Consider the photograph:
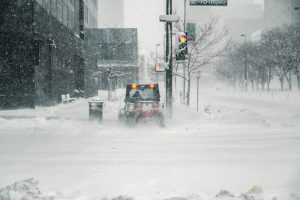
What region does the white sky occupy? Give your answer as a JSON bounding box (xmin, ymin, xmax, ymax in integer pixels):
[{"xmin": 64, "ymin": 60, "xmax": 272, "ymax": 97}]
[
  {"xmin": 122, "ymin": 0, "xmax": 264, "ymax": 57},
  {"xmin": 123, "ymin": 0, "xmax": 166, "ymax": 56}
]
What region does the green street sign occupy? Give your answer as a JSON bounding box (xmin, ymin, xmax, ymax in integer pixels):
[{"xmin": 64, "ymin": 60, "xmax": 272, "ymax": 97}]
[
  {"xmin": 190, "ymin": 0, "xmax": 228, "ymax": 6},
  {"xmin": 187, "ymin": 23, "xmax": 196, "ymax": 41}
]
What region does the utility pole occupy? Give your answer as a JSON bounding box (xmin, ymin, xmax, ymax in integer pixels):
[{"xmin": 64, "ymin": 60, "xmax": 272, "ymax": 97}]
[
  {"xmin": 165, "ymin": 0, "xmax": 173, "ymax": 117},
  {"xmin": 241, "ymin": 34, "xmax": 247, "ymax": 92},
  {"xmin": 160, "ymin": 0, "xmax": 177, "ymax": 118}
]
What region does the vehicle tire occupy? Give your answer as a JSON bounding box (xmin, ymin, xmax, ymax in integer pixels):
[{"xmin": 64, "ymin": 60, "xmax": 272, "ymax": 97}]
[
  {"xmin": 126, "ymin": 117, "xmax": 135, "ymax": 127},
  {"xmin": 157, "ymin": 113, "xmax": 165, "ymax": 128},
  {"xmin": 125, "ymin": 113, "xmax": 139, "ymax": 127}
]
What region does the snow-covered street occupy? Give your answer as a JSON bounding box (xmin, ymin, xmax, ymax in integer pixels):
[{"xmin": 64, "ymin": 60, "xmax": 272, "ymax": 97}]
[{"xmin": 0, "ymin": 89, "xmax": 300, "ymax": 200}]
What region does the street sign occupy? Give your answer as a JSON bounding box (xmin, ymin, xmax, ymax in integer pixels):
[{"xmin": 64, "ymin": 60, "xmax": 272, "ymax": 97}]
[
  {"xmin": 159, "ymin": 15, "xmax": 180, "ymax": 22},
  {"xmin": 155, "ymin": 63, "xmax": 168, "ymax": 72},
  {"xmin": 187, "ymin": 23, "xmax": 196, "ymax": 41},
  {"xmin": 190, "ymin": 0, "xmax": 228, "ymax": 6}
]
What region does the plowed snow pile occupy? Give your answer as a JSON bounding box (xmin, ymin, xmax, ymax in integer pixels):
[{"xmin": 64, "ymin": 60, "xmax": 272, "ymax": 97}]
[{"xmin": 0, "ymin": 178, "xmax": 53, "ymax": 200}]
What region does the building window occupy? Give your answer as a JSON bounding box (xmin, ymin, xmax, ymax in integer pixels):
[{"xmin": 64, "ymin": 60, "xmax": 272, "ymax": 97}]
[
  {"xmin": 69, "ymin": 0, "xmax": 75, "ymax": 6},
  {"xmin": 63, "ymin": 2, "xmax": 68, "ymax": 26},
  {"xmin": 51, "ymin": 0, "xmax": 57, "ymax": 18},
  {"xmin": 68, "ymin": 8, "xmax": 74, "ymax": 30},
  {"xmin": 42, "ymin": 0, "xmax": 50, "ymax": 12},
  {"xmin": 36, "ymin": 0, "xmax": 42, "ymax": 6},
  {"xmin": 0, "ymin": 60, "xmax": 10, "ymax": 76},
  {"xmin": 89, "ymin": 13, "xmax": 92, "ymax": 26},
  {"xmin": 57, "ymin": 0, "xmax": 63, "ymax": 23},
  {"xmin": 84, "ymin": 5, "xmax": 89, "ymax": 23}
]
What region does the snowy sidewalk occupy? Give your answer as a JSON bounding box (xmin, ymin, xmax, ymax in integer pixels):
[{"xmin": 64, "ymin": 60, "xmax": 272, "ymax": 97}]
[{"xmin": 0, "ymin": 99, "xmax": 87, "ymax": 120}]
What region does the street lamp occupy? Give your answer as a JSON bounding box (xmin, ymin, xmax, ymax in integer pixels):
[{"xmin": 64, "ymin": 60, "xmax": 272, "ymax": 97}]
[
  {"xmin": 184, "ymin": 0, "xmax": 187, "ymax": 32},
  {"xmin": 241, "ymin": 34, "xmax": 248, "ymax": 92}
]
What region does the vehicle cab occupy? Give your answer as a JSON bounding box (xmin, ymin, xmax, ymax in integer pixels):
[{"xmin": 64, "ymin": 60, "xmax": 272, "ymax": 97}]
[{"xmin": 118, "ymin": 83, "xmax": 164, "ymax": 127}]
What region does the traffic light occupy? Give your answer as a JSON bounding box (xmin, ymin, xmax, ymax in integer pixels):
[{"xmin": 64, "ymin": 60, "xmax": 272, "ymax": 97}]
[{"xmin": 176, "ymin": 32, "xmax": 188, "ymax": 60}]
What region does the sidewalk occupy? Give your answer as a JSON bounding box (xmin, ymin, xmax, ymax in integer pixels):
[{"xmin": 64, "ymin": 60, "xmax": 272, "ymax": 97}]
[{"xmin": 0, "ymin": 98, "xmax": 89, "ymax": 121}]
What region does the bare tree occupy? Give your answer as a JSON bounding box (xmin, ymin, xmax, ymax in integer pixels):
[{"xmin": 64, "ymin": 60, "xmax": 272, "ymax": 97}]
[
  {"xmin": 174, "ymin": 17, "xmax": 231, "ymax": 105},
  {"xmin": 260, "ymin": 27, "xmax": 293, "ymax": 90},
  {"xmin": 218, "ymin": 24, "xmax": 300, "ymax": 92}
]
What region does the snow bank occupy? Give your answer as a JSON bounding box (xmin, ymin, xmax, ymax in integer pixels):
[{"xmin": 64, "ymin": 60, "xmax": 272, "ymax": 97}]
[{"xmin": 0, "ymin": 178, "xmax": 54, "ymax": 200}]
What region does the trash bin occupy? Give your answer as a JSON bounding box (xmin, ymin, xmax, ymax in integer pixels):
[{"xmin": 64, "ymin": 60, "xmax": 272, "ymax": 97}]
[{"xmin": 88, "ymin": 100, "xmax": 104, "ymax": 122}]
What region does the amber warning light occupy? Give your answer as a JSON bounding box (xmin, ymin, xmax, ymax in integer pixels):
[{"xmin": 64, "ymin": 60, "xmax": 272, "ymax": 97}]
[
  {"xmin": 149, "ymin": 84, "xmax": 155, "ymax": 89},
  {"xmin": 131, "ymin": 83, "xmax": 137, "ymax": 89},
  {"xmin": 179, "ymin": 34, "xmax": 187, "ymax": 42}
]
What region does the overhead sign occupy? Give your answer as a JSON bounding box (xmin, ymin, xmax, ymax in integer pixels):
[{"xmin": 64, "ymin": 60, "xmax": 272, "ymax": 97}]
[
  {"xmin": 159, "ymin": 15, "xmax": 180, "ymax": 22},
  {"xmin": 190, "ymin": 0, "xmax": 228, "ymax": 6}
]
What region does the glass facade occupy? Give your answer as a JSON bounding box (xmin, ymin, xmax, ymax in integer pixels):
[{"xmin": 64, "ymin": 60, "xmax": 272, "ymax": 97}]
[
  {"xmin": 83, "ymin": 0, "xmax": 98, "ymax": 28},
  {"xmin": 86, "ymin": 29, "xmax": 138, "ymax": 63},
  {"xmin": 35, "ymin": 0, "xmax": 97, "ymax": 32}
]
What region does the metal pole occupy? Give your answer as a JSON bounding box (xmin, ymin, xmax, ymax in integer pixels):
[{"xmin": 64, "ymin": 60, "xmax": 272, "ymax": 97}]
[
  {"xmin": 182, "ymin": 0, "xmax": 187, "ymax": 102},
  {"xmin": 79, "ymin": 0, "xmax": 85, "ymax": 40},
  {"xmin": 197, "ymin": 76, "xmax": 199, "ymax": 112},
  {"xmin": 183, "ymin": 61, "xmax": 186, "ymax": 102},
  {"xmin": 169, "ymin": 0, "xmax": 173, "ymax": 116},
  {"xmin": 165, "ymin": 0, "xmax": 173, "ymax": 117},
  {"xmin": 241, "ymin": 34, "xmax": 247, "ymax": 92},
  {"xmin": 184, "ymin": 0, "xmax": 187, "ymax": 32},
  {"xmin": 244, "ymin": 35, "xmax": 247, "ymax": 92}
]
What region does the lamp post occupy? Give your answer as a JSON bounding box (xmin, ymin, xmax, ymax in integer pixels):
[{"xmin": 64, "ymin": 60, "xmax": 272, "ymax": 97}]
[
  {"xmin": 184, "ymin": 0, "xmax": 187, "ymax": 32},
  {"xmin": 241, "ymin": 34, "xmax": 248, "ymax": 92}
]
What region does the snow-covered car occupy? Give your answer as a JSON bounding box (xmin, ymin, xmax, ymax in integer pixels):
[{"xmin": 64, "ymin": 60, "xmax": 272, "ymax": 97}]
[{"xmin": 118, "ymin": 83, "xmax": 164, "ymax": 127}]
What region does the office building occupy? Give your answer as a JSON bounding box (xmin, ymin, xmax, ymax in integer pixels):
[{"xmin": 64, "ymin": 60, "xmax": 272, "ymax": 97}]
[
  {"xmin": 0, "ymin": 0, "xmax": 98, "ymax": 109},
  {"xmin": 85, "ymin": 28, "xmax": 139, "ymax": 90}
]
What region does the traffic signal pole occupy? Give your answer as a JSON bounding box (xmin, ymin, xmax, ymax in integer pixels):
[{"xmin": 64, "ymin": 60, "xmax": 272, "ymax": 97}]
[
  {"xmin": 165, "ymin": 0, "xmax": 173, "ymax": 118},
  {"xmin": 183, "ymin": 0, "xmax": 187, "ymax": 102}
]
